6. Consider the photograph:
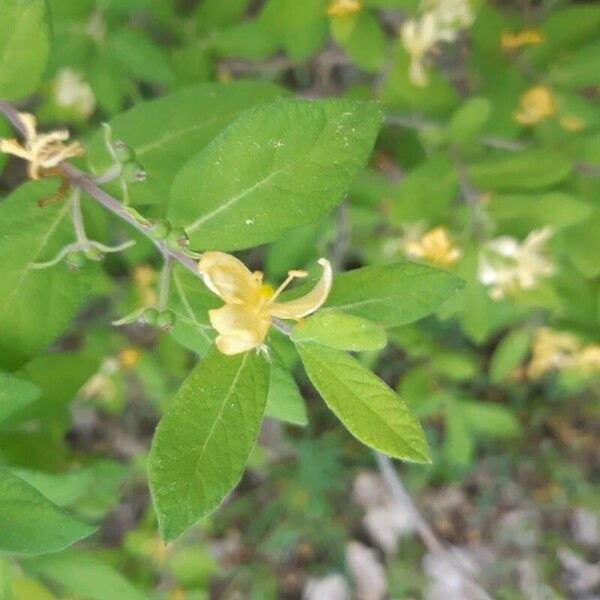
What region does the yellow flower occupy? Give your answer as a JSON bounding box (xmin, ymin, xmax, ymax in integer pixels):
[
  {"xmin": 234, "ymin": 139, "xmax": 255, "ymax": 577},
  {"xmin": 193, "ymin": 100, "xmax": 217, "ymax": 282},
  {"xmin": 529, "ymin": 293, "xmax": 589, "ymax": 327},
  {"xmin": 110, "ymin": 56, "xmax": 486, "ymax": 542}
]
[
  {"xmin": 527, "ymin": 328, "xmax": 580, "ymax": 379},
  {"xmin": 404, "ymin": 226, "xmax": 461, "ymax": 268},
  {"xmin": 118, "ymin": 348, "xmax": 141, "ymax": 369},
  {"xmin": 198, "ymin": 252, "xmax": 333, "ymax": 355},
  {"xmin": 0, "ymin": 112, "xmax": 83, "ymax": 180},
  {"xmin": 327, "ymin": 0, "xmax": 362, "ymax": 17},
  {"xmin": 513, "ymin": 86, "xmax": 556, "ymax": 125},
  {"xmin": 576, "ymin": 346, "xmax": 600, "ymax": 375},
  {"xmin": 559, "ymin": 115, "xmax": 585, "ymax": 132},
  {"xmin": 501, "ymin": 29, "xmax": 544, "ymax": 51}
]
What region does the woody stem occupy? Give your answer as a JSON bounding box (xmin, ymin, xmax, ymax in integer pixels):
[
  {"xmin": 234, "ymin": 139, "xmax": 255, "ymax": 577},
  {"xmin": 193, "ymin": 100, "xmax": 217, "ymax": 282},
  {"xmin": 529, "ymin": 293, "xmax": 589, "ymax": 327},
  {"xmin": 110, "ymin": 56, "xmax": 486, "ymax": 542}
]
[{"xmin": 157, "ymin": 257, "xmax": 173, "ymax": 311}]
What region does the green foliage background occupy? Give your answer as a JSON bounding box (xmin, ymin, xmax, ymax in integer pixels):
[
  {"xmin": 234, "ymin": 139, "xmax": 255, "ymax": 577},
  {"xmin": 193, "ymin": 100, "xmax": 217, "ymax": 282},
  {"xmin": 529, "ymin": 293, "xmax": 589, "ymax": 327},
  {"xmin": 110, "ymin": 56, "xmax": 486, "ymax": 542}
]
[{"xmin": 0, "ymin": 0, "xmax": 598, "ymax": 597}]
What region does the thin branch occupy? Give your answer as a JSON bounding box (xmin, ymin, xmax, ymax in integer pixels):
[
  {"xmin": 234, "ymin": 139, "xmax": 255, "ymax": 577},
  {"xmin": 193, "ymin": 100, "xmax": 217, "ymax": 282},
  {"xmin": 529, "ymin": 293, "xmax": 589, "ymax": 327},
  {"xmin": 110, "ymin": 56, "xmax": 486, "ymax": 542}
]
[
  {"xmin": 374, "ymin": 452, "xmax": 492, "ymax": 600},
  {"xmin": 0, "ymin": 99, "xmax": 202, "ymax": 281},
  {"xmin": 386, "ymin": 113, "xmax": 528, "ymax": 152},
  {"xmin": 157, "ymin": 256, "xmax": 173, "ymax": 311}
]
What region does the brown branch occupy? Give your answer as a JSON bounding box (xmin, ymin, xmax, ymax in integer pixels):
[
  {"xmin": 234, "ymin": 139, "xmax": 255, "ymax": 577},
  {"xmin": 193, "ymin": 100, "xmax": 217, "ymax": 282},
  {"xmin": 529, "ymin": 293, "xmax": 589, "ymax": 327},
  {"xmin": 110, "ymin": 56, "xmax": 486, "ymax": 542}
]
[{"xmin": 0, "ymin": 100, "xmax": 199, "ymax": 279}]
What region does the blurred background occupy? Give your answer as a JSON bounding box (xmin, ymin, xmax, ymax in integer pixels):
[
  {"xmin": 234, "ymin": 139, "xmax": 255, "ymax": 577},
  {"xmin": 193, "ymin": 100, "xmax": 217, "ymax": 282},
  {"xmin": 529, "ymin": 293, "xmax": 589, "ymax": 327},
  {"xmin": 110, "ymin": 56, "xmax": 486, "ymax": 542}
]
[{"xmin": 0, "ymin": 0, "xmax": 598, "ymax": 598}]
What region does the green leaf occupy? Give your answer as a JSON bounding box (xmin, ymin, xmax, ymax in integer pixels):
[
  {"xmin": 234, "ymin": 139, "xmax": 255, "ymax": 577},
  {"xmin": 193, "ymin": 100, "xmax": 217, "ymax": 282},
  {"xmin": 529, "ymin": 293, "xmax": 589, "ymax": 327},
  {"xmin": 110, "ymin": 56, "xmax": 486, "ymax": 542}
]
[
  {"xmin": 321, "ymin": 261, "xmax": 464, "ymax": 328},
  {"xmin": 467, "ymin": 151, "xmax": 571, "ymax": 191},
  {"xmin": 0, "ymin": 181, "xmax": 96, "ymax": 371},
  {"xmin": 330, "ymin": 12, "xmax": 387, "ymax": 73},
  {"xmin": 0, "ymin": 371, "xmax": 41, "ymax": 424},
  {"xmin": 168, "ymin": 265, "xmax": 219, "ymax": 356},
  {"xmin": 488, "ymin": 192, "xmax": 591, "ymax": 236},
  {"xmin": 444, "ymin": 403, "xmax": 473, "ymax": 466},
  {"xmin": 109, "ymin": 28, "xmax": 173, "ymax": 85},
  {"xmin": 259, "ymin": 0, "xmax": 328, "ymax": 61},
  {"xmin": 87, "ymin": 81, "xmax": 287, "ymax": 206},
  {"xmin": 461, "ymin": 400, "xmax": 522, "ymax": 438},
  {"xmin": 265, "ymin": 350, "xmax": 307, "ymax": 426},
  {"xmin": 447, "ymin": 97, "xmax": 492, "ymax": 147},
  {"xmin": 0, "ymin": 468, "xmax": 96, "ymax": 555},
  {"xmin": 0, "ymin": 0, "xmax": 51, "ymax": 100},
  {"xmin": 169, "ymin": 98, "xmax": 382, "ymax": 250},
  {"xmin": 22, "ymin": 553, "xmax": 148, "ymax": 600},
  {"xmin": 291, "ymin": 311, "xmax": 386, "ymax": 351},
  {"xmin": 489, "ymin": 329, "xmax": 531, "ymax": 383},
  {"xmin": 297, "ymin": 342, "xmax": 429, "ymax": 462},
  {"xmin": 149, "ymin": 347, "xmax": 271, "ymax": 541},
  {"xmin": 389, "ymin": 155, "xmax": 458, "ymax": 224}
]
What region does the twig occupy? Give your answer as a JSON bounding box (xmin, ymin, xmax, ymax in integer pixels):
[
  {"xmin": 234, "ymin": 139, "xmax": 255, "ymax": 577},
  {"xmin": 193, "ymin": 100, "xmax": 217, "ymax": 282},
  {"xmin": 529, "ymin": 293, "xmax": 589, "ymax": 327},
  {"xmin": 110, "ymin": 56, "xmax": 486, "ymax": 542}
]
[
  {"xmin": 0, "ymin": 101, "xmax": 200, "ymax": 281},
  {"xmin": 386, "ymin": 113, "xmax": 528, "ymax": 152},
  {"xmin": 374, "ymin": 452, "xmax": 493, "ymax": 600}
]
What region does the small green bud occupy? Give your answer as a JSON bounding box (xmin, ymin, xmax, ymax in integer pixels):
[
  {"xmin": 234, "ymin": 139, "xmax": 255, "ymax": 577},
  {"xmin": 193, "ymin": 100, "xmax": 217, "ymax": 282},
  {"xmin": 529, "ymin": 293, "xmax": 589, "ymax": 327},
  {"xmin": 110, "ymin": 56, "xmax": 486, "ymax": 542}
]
[
  {"xmin": 166, "ymin": 227, "xmax": 190, "ymax": 250},
  {"xmin": 148, "ymin": 218, "xmax": 172, "ymax": 240},
  {"xmin": 157, "ymin": 309, "xmax": 176, "ymax": 331},
  {"xmin": 65, "ymin": 251, "xmax": 86, "ymax": 269},
  {"xmin": 113, "ymin": 141, "xmax": 136, "ymax": 164},
  {"xmin": 143, "ymin": 308, "xmax": 159, "ymax": 326},
  {"xmin": 84, "ymin": 246, "xmax": 104, "ymax": 261},
  {"xmin": 121, "ymin": 161, "xmax": 146, "ymax": 183}
]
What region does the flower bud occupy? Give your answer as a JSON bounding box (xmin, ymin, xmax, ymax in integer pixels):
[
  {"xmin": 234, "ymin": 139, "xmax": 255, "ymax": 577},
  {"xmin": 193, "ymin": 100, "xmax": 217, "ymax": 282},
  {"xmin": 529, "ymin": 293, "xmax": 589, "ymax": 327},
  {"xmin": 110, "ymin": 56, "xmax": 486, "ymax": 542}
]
[
  {"xmin": 65, "ymin": 251, "xmax": 86, "ymax": 269},
  {"xmin": 157, "ymin": 309, "xmax": 176, "ymax": 331},
  {"xmin": 166, "ymin": 227, "xmax": 190, "ymax": 250},
  {"xmin": 113, "ymin": 141, "xmax": 136, "ymax": 163},
  {"xmin": 121, "ymin": 161, "xmax": 146, "ymax": 183},
  {"xmin": 148, "ymin": 218, "xmax": 171, "ymax": 240},
  {"xmin": 143, "ymin": 308, "xmax": 159, "ymax": 326},
  {"xmin": 84, "ymin": 246, "xmax": 104, "ymax": 261}
]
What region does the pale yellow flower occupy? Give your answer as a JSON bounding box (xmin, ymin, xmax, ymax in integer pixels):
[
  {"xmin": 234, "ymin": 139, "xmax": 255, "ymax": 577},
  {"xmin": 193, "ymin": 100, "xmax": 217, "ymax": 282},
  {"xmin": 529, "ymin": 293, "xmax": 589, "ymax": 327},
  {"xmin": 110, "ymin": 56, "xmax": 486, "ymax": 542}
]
[
  {"xmin": 501, "ymin": 29, "xmax": 544, "ymax": 51},
  {"xmin": 327, "ymin": 0, "xmax": 362, "ymax": 17},
  {"xmin": 0, "ymin": 112, "xmax": 83, "ymax": 179},
  {"xmin": 198, "ymin": 252, "xmax": 332, "ymax": 355},
  {"xmin": 527, "ymin": 329, "xmax": 600, "ymax": 380},
  {"xmin": 422, "ymin": 0, "xmax": 475, "ymax": 39},
  {"xmin": 527, "ymin": 328, "xmax": 580, "ymax": 379},
  {"xmin": 404, "ymin": 226, "xmax": 461, "ymax": 268},
  {"xmin": 514, "ymin": 86, "xmax": 556, "ymax": 125},
  {"xmin": 478, "ymin": 227, "xmax": 554, "ymax": 300},
  {"xmin": 401, "ymin": 14, "xmax": 438, "ymax": 87},
  {"xmin": 559, "ymin": 115, "xmax": 585, "ymax": 132}
]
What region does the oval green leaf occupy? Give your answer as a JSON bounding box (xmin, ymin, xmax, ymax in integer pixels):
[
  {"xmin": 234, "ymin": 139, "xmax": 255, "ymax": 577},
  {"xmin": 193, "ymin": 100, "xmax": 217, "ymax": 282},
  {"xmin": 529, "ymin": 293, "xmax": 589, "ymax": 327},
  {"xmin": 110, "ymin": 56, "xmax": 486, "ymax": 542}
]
[
  {"xmin": 149, "ymin": 347, "xmax": 270, "ymax": 541},
  {"xmin": 169, "ymin": 98, "xmax": 383, "ymax": 250},
  {"xmin": 86, "ymin": 81, "xmax": 287, "ymax": 206},
  {"xmin": 0, "ymin": 468, "xmax": 96, "ymax": 555},
  {"xmin": 297, "ymin": 342, "xmax": 430, "ymax": 462},
  {"xmin": 0, "ymin": 0, "xmax": 50, "ymax": 100}
]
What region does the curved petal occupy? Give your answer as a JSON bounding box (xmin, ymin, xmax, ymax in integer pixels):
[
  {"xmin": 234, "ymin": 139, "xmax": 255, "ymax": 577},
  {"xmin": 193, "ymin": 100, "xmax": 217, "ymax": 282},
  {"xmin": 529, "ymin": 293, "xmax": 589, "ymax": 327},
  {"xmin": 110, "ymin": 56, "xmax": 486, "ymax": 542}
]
[
  {"xmin": 270, "ymin": 258, "xmax": 333, "ymax": 320},
  {"xmin": 199, "ymin": 251, "xmax": 261, "ymax": 305},
  {"xmin": 208, "ymin": 304, "xmax": 270, "ymax": 355}
]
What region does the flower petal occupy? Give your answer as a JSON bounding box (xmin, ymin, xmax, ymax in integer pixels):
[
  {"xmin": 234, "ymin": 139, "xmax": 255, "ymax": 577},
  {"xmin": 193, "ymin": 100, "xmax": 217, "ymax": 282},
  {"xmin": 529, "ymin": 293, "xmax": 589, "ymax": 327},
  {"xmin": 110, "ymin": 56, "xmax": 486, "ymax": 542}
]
[
  {"xmin": 270, "ymin": 258, "xmax": 332, "ymax": 320},
  {"xmin": 199, "ymin": 251, "xmax": 261, "ymax": 305},
  {"xmin": 208, "ymin": 304, "xmax": 270, "ymax": 355}
]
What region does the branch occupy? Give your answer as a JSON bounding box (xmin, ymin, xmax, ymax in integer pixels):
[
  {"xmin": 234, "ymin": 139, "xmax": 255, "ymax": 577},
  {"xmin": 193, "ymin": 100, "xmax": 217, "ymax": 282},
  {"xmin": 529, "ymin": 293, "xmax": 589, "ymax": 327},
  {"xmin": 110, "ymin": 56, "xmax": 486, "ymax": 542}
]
[
  {"xmin": 0, "ymin": 100, "xmax": 199, "ymax": 280},
  {"xmin": 374, "ymin": 452, "xmax": 492, "ymax": 600}
]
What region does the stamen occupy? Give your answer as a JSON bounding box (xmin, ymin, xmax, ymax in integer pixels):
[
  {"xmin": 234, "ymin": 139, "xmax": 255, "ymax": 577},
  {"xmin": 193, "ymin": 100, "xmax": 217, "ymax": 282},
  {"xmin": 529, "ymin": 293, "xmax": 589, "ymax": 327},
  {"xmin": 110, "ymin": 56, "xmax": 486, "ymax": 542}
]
[{"xmin": 269, "ymin": 269, "xmax": 308, "ymax": 303}]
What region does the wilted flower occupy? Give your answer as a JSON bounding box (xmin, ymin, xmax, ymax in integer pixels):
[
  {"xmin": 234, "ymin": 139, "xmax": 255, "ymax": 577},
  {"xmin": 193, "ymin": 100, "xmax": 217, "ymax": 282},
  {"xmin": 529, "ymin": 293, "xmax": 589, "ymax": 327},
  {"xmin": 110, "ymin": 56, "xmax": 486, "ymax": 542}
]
[
  {"xmin": 401, "ymin": 0, "xmax": 474, "ymax": 86},
  {"xmin": 514, "ymin": 86, "xmax": 556, "ymax": 125},
  {"xmin": 0, "ymin": 112, "xmax": 83, "ymax": 179},
  {"xmin": 501, "ymin": 29, "xmax": 544, "ymax": 51},
  {"xmin": 327, "ymin": 0, "xmax": 362, "ymax": 17},
  {"xmin": 198, "ymin": 252, "xmax": 332, "ymax": 355},
  {"xmin": 54, "ymin": 68, "xmax": 96, "ymax": 119},
  {"xmin": 404, "ymin": 226, "xmax": 461, "ymax": 268},
  {"xmin": 401, "ymin": 14, "xmax": 439, "ymax": 87},
  {"xmin": 478, "ymin": 228, "xmax": 554, "ymax": 300},
  {"xmin": 422, "ymin": 0, "xmax": 475, "ymax": 39}
]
